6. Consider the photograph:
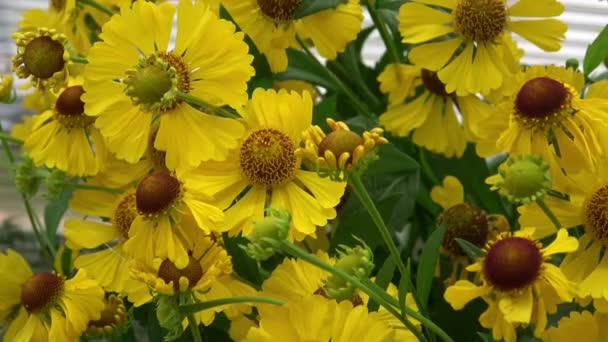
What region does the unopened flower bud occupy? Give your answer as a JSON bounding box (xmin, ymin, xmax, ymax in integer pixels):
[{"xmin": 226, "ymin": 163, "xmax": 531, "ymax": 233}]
[
  {"xmin": 15, "ymin": 157, "xmax": 41, "ymax": 198},
  {"xmin": 241, "ymin": 208, "xmax": 291, "ymax": 261},
  {"xmin": 323, "ymin": 243, "xmax": 374, "ymax": 301},
  {"xmin": 487, "ymin": 155, "xmax": 551, "ymax": 204}
]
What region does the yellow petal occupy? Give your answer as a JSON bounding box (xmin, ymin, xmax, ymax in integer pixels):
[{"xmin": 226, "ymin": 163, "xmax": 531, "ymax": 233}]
[
  {"xmin": 430, "ymin": 175, "xmax": 464, "ymax": 209},
  {"xmin": 398, "ymin": 3, "xmax": 454, "ymax": 44},
  {"xmin": 408, "ymin": 37, "xmax": 463, "ymax": 71},
  {"xmin": 542, "ymin": 229, "xmax": 579, "ymax": 256},
  {"xmin": 508, "ymin": 0, "xmax": 564, "ymax": 17},
  {"xmin": 509, "ymin": 19, "xmax": 567, "ymax": 52},
  {"xmin": 444, "ymin": 280, "xmax": 488, "ymax": 310},
  {"xmin": 498, "ymin": 288, "xmax": 533, "ymax": 323}
]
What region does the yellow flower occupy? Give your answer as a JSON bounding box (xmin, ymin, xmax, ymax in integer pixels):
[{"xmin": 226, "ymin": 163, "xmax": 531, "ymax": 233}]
[
  {"xmin": 0, "ymin": 74, "xmax": 13, "ymax": 101},
  {"xmin": 586, "ymin": 80, "xmax": 608, "ymax": 99},
  {"xmin": 221, "ymin": 0, "xmax": 363, "ymax": 72},
  {"xmin": 190, "ymin": 88, "xmax": 346, "ymax": 241},
  {"xmin": 398, "ymin": 0, "xmax": 567, "ymax": 95},
  {"xmin": 83, "ymin": 0, "xmax": 253, "ymax": 171},
  {"xmin": 23, "ymin": 78, "xmax": 105, "ymax": 176},
  {"xmin": 543, "ymin": 310, "xmax": 608, "ymax": 342},
  {"xmin": 273, "ymin": 79, "xmax": 319, "ymax": 100},
  {"xmin": 85, "ymin": 294, "xmax": 129, "ymax": 337},
  {"xmin": 444, "ymin": 228, "xmax": 578, "ymax": 342},
  {"xmin": 431, "ymin": 175, "xmax": 465, "ymax": 209},
  {"xmin": 0, "ymin": 249, "xmax": 105, "ymax": 341},
  {"xmin": 476, "ymin": 65, "xmax": 608, "ymax": 175},
  {"xmin": 518, "ymin": 163, "xmax": 608, "ymax": 306},
  {"xmin": 378, "ymin": 64, "xmax": 492, "ymax": 157}
]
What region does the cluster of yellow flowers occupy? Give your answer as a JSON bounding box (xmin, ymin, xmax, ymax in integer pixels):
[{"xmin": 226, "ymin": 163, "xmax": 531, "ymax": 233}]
[{"xmin": 1, "ymin": 0, "xmax": 608, "ymax": 341}]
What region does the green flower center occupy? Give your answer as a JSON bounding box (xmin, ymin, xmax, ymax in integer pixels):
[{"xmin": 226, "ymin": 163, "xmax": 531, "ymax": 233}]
[
  {"xmin": 499, "ymin": 155, "xmax": 551, "ymax": 202},
  {"xmin": 21, "ymin": 272, "xmax": 64, "ymax": 313},
  {"xmin": 158, "ymin": 255, "xmax": 203, "ymax": 290},
  {"xmin": 256, "ymin": 0, "xmax": 302, "ymax": 22},
  {"xmin": 453, "ymin": 0, "xmax": 507, "ymax": 42},
  {"xmin": 420, "ymin": 69, "xmax": 451, "ymax": 97},
  {"xmin": 240, "ymin": 128, "xmax": 297, "ymax": 187},
  {"xmin": 438, "ymin": 203, "xmax": 489, "ymax": 256},
  {"xmin": 135, "ymin": 172, "xmax": 181, "ymax": 216},
  {"xmin": 483, "ymin": 237, "xmax": 542, "ymax": 292},
  {"xmin": 584, "ymin": 185, "xmax": 608, "ymax": 245},
  {"xmin": 23, "ymin": 36, "xmax": 66, "ymax": 79}
]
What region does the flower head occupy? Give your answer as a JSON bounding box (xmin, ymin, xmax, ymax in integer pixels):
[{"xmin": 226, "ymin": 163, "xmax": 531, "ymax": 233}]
[
  {"xmin": 242, "ymin": 207, "xmax": 291, "ymax": 261},
  {"xmin": 487, "ymin": 154, "xmax": 552, "ymax": 203}
]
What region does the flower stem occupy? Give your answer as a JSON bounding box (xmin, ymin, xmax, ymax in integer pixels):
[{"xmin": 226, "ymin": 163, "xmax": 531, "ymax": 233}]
[
  {"xmin": 175, "ymin": 91, "xmax": 240, "ymax": 119},
  {"xmin": 275, "ymin": 240, "xmax": 454, "ymax": 342},
  {"xmin": 62, "ymin": 182, "xmax": 124, "ymax": 194},
  {"xmin": 187, "ymin": 314, "xmax": 203, "ymax": 342},
  {"xmin": 364, "ymin": 0, "xmax": 402, "ymax": 65},
  {"xmin": 295, "ymin": 36, "xmax": 375, "ymax": 119},
  {"xmin": 0, "ymin": 122, "xmax": 55, "ymax": 266},
  {"xmin": 536, "ymin": 198, "xmax": 561, "ymax": 229},
  {"xmin": 179, "ymin": 296, "xmax": 286, "ymax": 314},
  {"xmin": 0, "ymin": 132, "xmax": 23, "ymax": 145},
  {"xmin": 70, "ymin": 55, "xmax": 88, "ymax": 64},
  {"xmin": 78, "ymin": 0, "xmax": 116, "ymax": 16}
]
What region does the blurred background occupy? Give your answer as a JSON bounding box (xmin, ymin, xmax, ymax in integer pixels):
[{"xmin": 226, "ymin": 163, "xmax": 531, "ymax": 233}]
[{"xmin": 0, "ymin": 0, "xmax": 606, "ymax": 264}]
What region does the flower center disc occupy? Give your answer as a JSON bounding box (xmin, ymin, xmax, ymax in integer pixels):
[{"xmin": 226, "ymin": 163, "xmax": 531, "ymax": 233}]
[
  {"xmin": 421, "ymin": 69, "xmax": 450, "ymax": 97},
  {"xmin": 21, "ymin": 272, "xmax": 64, "ymax": 313},
  {"xmin": 113, "ymin": 192, "xmax": 137, "ymax": 239},
  {"xmin": 88, "ymin": 296, "xmax": 126, "ymax": 331},
  {"xmin": 240, "ymin": 128, "xmax": 297, "ymax": 187},
  {"xmin": 483, "ymin": 237, "xmax": 542, "ymax": 292},
  {"xmin": 453, "ymin": 0, "xmax": 507, "ymax": 42},
  {"xmin": 158, "ymin": 255, "xmax": 203, "ymax": 290},
  {"xmin": 516, "ymin": 77, "xmax": 569, "ymax": 119},
  {"xmin": 439, "ymin": 203, "xmax": 488, "ymax": 255},
  {"xmin": 584, "ymin": 185, "xmax": 608, "ymax": 245},
  {"xmin": 318, "ymin": 130, "xmax": 363, "ymax": 159},
  {"xmin": 54, "ymin": 85, "xmax": 95, "ymax": 129},
  {"xmin": 23, "ymin": 36, "xmax": 65, "ymax": 79},
  {"xmin": 256, "ymin": 0, "xmax": 302, "ymax": 22},
  {"xmin": 135, "ymin": 172, "xmax": 181, "ymax": 215}
]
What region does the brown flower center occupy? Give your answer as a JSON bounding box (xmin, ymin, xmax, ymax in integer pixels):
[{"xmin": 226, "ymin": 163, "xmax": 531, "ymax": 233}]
[
  {"xmin": 87, "ymin": 295, "xmax": 127, "ymax": 333},
  {"xmin": 318, "ymin": 130, "xmax": 364, "ymax": 161},
  {"xmin": 135, "ymin": 172, "xmax": 181, "ymax": 216},
  {"xmin": 483, "ymin": 236, "xmax": 542, "ymax": 292},
  {"xmin": 514, "ymin": 77, "xmax": 573, "ymax": 132},
  {"xmin": 20, "ymin": 272, "xmax": 64, "ymax": 313},
  {"xmin": 23, "ymin": 36, "xmax": 66, "ymax": 79},
  {"xmin": 55, "ymin": 85, "xmax": 95, "ymax": 129},
  {"xmin": 240, "ymin": 128, "xmax": 297, "ymax": 187},
  {"xmin": 113, "ymin": 192, "xmax": 137, "ymax": 239},
  {"xmin": 438, "ymin": 203, "xmax": 488, "ymax": 256},
  {"xmin": 453, "ymin": 0, "xmax": 507, "ymax": 42},
  {"xmin": 158, "ymin": 255, "xmax": 203, "ymax": 290},
  {"xmin": 584, "ymin": 185, "xmax": 608, "ymax": 245},
  {"xmin": 256, "ymin": 0, "xmax": 302, "ymax": 22}
]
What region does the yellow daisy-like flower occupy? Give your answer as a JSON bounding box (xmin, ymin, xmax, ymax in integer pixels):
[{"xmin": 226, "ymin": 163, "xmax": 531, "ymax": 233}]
[
  {"xmin": 378, "ymin": 64, "xmax": 492, "ymax": 157},
  {"xmin": 444, "ymin": 228, "xmax": 578, "ymax": 342},
  {"xmin": 543, "ymin": 310, "xmax": 608, "ymax": 342},
  {"xmin": 12, "ymin": 27, "xmax": 70, "ymax": 91},
  {"xmin": 244, "ymin": 294, "xmax": 396, "ymax": 342},
  {"xmin": 0, "ymin": 249, "xmax": 105, "ymax": 341},
  {"xmin": 221, "ymin": 0, "xmax": 363, "ymax": 72},
  {"xmin": 23, "ymin": 78, "xmax": 106, "ymax": 177},
  {"xmin": 518, "ymin": 163, "xmax": 608, "ymax": 307},
  {"xmin": 398, "ymin": 0, "xmax": 567, "ymax": 95},
  {"xmin": 476, "ymin": 65, "xmax": 608, "ymax": 174},
  {"xmin": 85, "ymin": 294, "xmax": 129, "ymax": 337},
  {"xmin": 191, "ymin": 88, "xmax": 346, "ymax": 241},
  {"xmin": 83, "ymin": 0, "xmax": 254, "ymax": 171}
]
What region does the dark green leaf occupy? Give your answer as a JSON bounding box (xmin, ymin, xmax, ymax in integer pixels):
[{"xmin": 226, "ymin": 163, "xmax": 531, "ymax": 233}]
[
  {"xmin": 584, "ymin": 25, "xmax": 608, "ymax": 76},
  {"xmin": 477, "ymin": 332, "xmax": 493, "ymax": 342},
  {"xmin": 416, "ymin": 221, "xmax": 447, "ymax": 309},
  {"xmin": 398, "ymin": 260, "xmax": 411, "ymax": 314},
  {"xmin": 44, "ymin": 188, "xmax": 72, "ymax": 246},
  {"xmin": 378, "ymin": 0, "xmax": 407, "ymax": 11},
  {"xmin": 313, "ymin": 93, "xmax": 338, "ymax": 127},
  {"xmin": 293, "ymin": 0, "xmax": 348, "ymax": 19},
  {"xmin": 222, "ymin": 234, "xmax": 263, "ymax": 286},
  {"xmin": 368, "ymin": 257, "xmax": 395, "ymax": 311},
  {"xmin": 455, "ymin": 238, "xmax": 485, "ymax": 261},
  {"xmin": 61, "ymin": 247, "xmax": 73, "ymax": 276},
  {"xmin": 277, "ymin": 49, "xmax": 339, "ymax": 90}
]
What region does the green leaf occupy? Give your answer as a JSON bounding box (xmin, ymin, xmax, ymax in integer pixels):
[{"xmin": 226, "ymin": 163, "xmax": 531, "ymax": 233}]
[
  {"xmin": 277, "ymin": 49, "xmax": 339, "ymax": 90},
  {"xmin": 455, "ymin": 238, "xmax": 485, "ymax": 261},
  {"xmin": 61, "ymin": 247, "xmax": 73, "ymax": 276},
  {"xmin": 398, "ymin": 260, "xmax": 411, "ymax": 315},
  {"xmin": 477, "ymin": 332, "xmax": 494, "ymax": 342},
  {"xmin": 313, "ymin": 93, "xmax": 338, "ymax": 127},
  {"xmin": 293, "ymin": 0, "xmax": 348, "ymax": 19},
  {"xmin": 584, "ymin": 25, "xmax": 608, "ymax": 76},
  {"xmin": 44, "ymin": 188, "xmax": 72, "ymax": 246},
  {"xmin": 368, "ymin": 257, "xmax": 395, "ymax": 311},
  {"xmin": 222, "ymin": 234, "xmax": 263, "ymax": 286},
  {"xmin": 416, "ymin": 221, "xmax": 447, "ymax": 309}
]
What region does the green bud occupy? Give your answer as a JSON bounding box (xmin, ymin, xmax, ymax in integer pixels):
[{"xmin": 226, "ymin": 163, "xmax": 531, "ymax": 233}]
[
  {"xmin": 156, "ymin": 295, "xmax": 185, "ymax": 340},
  {"xmin": 491, "ymin": 154, "xmax": 552, "ymax": 204},
  {"xmin": 323, "ymin": 242, "xmax": 374, "ymax": 301},
  {"xmin": 45, "ymin": 169, "xmax": 67, "ymax": 200},
  {"xmin": 15, "ymin": 157, "xmax": 41, "ymax": 198},
  {"xmin": 241, "ymin": 208, "xmax": 291, "ymax": 261},
  {"xmin": 565, "ymin": 58, "xmax": 579, "ymax": 70}
]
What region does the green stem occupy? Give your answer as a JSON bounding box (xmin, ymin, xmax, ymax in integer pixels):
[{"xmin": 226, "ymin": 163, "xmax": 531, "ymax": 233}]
[
  {"xmin": 187, "ymin": 314, "xmax": 203, "ymax": 342},
  {"xmin": 180, "ymin": 296, "xmax": 286, "ymax": 314},
  {"xmin": 0, "ymin": 132, "xmax": 23, "ymax": 145},
  {"xmin": 0, "ymin": 123, "xmax": 55, "ymax": 265},
  {"xmin": 70, "ymin": 55, "xmax": 88, "ymax": 64},
  {"xmin": 329, "ymin": 55, "xmax": 382, "ymax": 110},
  {"xmin": 62, "ymin": 182, "xmax": 124, "ymax": 194},
  {"xmin": 420, "ymin": 148, "xmax": 440, "ymax": 185},
  {"xmin": 78, "ymin": 0, "xmax": 116, "ymax": 16},
  {"xmin": 364, "ymin": 0, "xmax": 402, "ymax": 65},
  {"xmin": 295, "ymin": 36, "xmax": 375, "ymax": 119},
  {"xmin": 536, "ymin": 198, "xmax": 561, "ymax": 229},
  {"xmin": 276, "ymin": 240, "xmax": 454, "ymax": 342},
  {"xmin": 175, "ymin": 91, "xmax": 240, "ymax": 119}
]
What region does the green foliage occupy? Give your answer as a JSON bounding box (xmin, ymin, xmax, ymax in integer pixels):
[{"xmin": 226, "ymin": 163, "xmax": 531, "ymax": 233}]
[
  {"xmin": 416, "ymin": 221, "xmax": 447, "ymax": 309},
  {"xmin": 584, "ymin": 24, "xmax": 608, "ymax": 76}
]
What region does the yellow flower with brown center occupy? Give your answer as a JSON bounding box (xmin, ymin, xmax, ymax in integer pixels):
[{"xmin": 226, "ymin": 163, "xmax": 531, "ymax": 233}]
[
  {"xmin": 398, "ymin": 0, "xmax": 566, "ymax": 95},
  {"xmin": 190, "ymin": 88, "xmax": 346, "ymax": 241},
  {"xmin": 221, "ymin": 0, "xmax": 363, "ymax": 72},
  {"xmin": 444, "ymin": 228, "xmax": 578, "ymax": 342},
  {"xmin": 83, "ymin": 0, "xmax": 254, "ymax": 171}
]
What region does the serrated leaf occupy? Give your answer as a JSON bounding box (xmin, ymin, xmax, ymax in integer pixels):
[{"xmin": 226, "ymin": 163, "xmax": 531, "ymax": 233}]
[
  {"xmin": 293, "ymin": 0, "xmax": 348, "ymax": 19},
  {"xmin": 416, "ymin": 221, "xmax": 447, "ymax": 309},
  {"xmin": 584, "ymin": 25, "xmax": 608, "ymax": 76},
  {"xmin": 455, "ymin": 238, "xmax": 485, "ymax": 261}
]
